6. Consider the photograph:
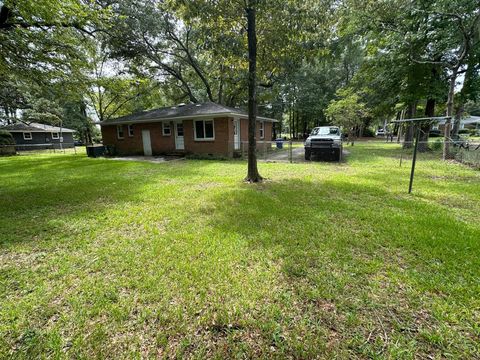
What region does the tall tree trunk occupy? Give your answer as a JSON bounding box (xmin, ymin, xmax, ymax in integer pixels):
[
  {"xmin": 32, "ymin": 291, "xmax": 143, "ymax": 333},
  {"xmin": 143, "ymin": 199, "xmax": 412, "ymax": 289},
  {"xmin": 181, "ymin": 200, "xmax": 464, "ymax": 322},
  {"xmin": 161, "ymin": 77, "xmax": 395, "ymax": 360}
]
[
  {"xmin": 218, "ymin": 64, "xmax": 224, "ymax": 105},
  {"xmin": 289, "ymin": 106, "xmax": 292, "ymax": 139},
  {"xmin": 403, "ymin": 102, "xmax": 417, "ymax": 149},
  {"xmin": 245, "ymin": 1, "xmax": 262, "ymax": 182},
  {"xmin": 451, "ymin": 64, "xmax": 471, "ymax": 138},
  {"xmin": 444, "ymin": 69, "xmax": 458, "ymax": 160},
  {"xmin": 452, "ymin": 102, "xmax": 464, "ymax": 137},
  {"xmin": 418, "ymin": 98, "xmax": 435, "ymax": 152},
  {"xmin": 291, "ymin": 108, "xmax": 295, "ymax": 140}
]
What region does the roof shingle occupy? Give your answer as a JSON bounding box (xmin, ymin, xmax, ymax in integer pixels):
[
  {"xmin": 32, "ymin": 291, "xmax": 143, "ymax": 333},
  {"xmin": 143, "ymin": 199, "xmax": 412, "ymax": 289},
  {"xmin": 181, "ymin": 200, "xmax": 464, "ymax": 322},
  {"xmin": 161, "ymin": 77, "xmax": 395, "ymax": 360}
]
[{"xmin": 101, "ymin": 102, "xmax": 277, "ymax": 124}]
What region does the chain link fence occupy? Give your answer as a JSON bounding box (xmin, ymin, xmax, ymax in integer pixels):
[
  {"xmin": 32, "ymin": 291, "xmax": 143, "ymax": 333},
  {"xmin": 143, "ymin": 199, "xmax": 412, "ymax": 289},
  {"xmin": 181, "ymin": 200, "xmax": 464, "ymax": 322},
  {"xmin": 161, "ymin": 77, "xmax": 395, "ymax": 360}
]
[
  {"xmin": 236, "ymin": 140, "xmax": 304, "ymax": 163},
  {"xmin": 0, "ymin": 143, "xmax": 78, "ymax": 155}
]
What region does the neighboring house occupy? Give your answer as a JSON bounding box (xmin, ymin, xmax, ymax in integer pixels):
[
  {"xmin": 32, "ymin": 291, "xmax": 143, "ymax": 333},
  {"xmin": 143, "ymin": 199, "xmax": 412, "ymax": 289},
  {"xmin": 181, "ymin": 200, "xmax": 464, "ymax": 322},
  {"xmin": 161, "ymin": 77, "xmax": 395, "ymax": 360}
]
[
  {"xmin": 99, "ymin": 102, "xmax": 278, "ymax": 157},
  {"xmin": 0, "ymin": 122, "xmax": 75, "ymax": 150}
]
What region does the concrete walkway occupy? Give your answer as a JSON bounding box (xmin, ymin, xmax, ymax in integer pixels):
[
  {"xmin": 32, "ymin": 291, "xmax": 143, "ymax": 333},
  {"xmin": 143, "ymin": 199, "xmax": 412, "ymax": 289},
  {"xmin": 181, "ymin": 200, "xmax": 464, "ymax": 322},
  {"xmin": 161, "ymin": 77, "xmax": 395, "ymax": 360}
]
[{"xmin": 108, "ymin": 155, "xmax": 184, "ymax": 163}]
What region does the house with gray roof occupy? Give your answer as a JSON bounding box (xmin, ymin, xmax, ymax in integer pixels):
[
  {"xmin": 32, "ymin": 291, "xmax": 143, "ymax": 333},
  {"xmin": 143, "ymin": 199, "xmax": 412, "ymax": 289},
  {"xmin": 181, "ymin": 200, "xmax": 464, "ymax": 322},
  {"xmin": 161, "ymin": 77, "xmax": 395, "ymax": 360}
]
[
  {"xmin": 0, "ymin": 122, "xmax": 75, "ymax": 150},
  {"xmin": 99, "ymin": 102, "xmax": 278, "ymax": 157}
]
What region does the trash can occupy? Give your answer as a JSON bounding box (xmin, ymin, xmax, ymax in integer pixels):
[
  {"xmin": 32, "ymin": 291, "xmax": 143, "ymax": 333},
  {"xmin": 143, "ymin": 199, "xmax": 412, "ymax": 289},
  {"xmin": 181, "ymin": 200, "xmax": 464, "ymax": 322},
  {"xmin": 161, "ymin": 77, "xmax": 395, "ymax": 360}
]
[
  {"xmin": 86, "ymin": 145, "xmax": 106, "ymax": 158},
  {"xmin": 275, "ymin": 138, "xmax": 284, "ymax": 149}
]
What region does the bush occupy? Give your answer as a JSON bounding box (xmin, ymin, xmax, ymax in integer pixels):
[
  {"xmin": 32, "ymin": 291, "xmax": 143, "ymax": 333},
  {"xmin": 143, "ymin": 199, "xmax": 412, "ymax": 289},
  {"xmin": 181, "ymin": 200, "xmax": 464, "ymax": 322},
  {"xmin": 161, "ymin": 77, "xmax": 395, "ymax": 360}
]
[
  {"xmin": 458, "ymin": 129, "xmax": 470, "ymax": 134},
  {"xmin": 0, "ymin": 130, "xmax": 15, "ymax": 145},
  {"xmin": 430, "ymin": 139, "xmax": 443, "ymax": 151},
  {"xmin": 362, "ymin": 128, "xmax": 375, "ymax": 137}
]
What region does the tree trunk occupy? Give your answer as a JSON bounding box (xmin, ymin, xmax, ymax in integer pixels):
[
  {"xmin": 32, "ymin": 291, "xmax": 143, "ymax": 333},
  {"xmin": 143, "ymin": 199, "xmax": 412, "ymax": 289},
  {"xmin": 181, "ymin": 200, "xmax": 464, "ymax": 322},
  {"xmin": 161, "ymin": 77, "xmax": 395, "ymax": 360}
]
[
  {"xmin": 403, "ymin": 102, "xmax": 417, "ymax": 149},
  {"xmin": 452, "ymin": 102, "xmax": 464, "ymax": 137},
  {"xmin": 218, "ymin": 64, "xmax": 224, "ymax": 105},
  {"xmin": 418, "ymin": 98, "xmax": 435, "ymax": 152},
  {"xmin": 289, "ymin": 106, "xmax": 292, "ymax": 139},
  {"xmin": 443, "ymin": 70, "xmax": 458, "ymax": 160},
  {"xmin": 245, "ymin": 1, "xmax": 262, "ymax": 182},
  {"xmin": 291, "ymin": 108, "xmax": 295, "ymax": 140}
]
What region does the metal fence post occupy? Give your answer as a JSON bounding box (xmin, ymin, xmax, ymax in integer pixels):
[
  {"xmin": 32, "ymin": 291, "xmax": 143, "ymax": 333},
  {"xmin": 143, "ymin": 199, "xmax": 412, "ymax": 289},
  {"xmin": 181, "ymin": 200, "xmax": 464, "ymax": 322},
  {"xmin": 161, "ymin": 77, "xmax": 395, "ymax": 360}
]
[{"xmin": 408, "ymin": 125, "xmax": 420, "ymax": 194}]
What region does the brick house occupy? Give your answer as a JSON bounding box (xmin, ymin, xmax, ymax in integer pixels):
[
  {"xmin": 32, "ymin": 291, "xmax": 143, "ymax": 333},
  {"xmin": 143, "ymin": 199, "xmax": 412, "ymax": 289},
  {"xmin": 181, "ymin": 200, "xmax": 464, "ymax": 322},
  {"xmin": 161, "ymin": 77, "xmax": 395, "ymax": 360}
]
[{"xmin": 100, "ymin": 102, "xmax": 278, "ymax": 157}]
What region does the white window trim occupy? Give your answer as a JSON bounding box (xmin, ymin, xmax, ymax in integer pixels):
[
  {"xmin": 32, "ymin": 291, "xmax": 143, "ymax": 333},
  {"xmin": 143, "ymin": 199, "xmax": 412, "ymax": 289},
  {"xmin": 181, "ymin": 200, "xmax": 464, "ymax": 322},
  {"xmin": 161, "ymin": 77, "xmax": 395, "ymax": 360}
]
[
  {"xmin": 259, "ymin": 121, "xmax": 265, "ymax": 139},
  {"xmin": 23, "ymin": 132, "xmax": 32, "ymax": 140},
  {"xmin": 194, "ymin": 119, "xmax": 215, "ymax": 141},
  {"xmin": 51, "ymin": 132, "xmax": 59, "ymax": 139},
  {"xmin": 162, "ymin": 122, "xmax": 171, "ymax": 136},
  {"xmin": 128, "ymin": 124, "xmax": 134, "ymax": 137},
  {"xmin": 117, "ymin": 125, "xmax": 124, "ymax": 139}
]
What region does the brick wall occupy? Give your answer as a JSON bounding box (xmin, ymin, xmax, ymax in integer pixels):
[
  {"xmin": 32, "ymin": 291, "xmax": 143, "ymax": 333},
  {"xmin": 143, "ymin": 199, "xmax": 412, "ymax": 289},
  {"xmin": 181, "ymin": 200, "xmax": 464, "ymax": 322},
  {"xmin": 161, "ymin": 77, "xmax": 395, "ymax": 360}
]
[
  {"xmin": 183, "ymin": 117, "xmax": 232, "ymax": 157},
  {"xmin": 239, "ymin": 118, "xmax": 273, "ymax": 141},
  {"xmin": 101, "ymin": 117, "xmax": 275, "ymax": 157},
  {"xmin": 101, "ymin": 123, "xmax": 175, "ymax": 156}
]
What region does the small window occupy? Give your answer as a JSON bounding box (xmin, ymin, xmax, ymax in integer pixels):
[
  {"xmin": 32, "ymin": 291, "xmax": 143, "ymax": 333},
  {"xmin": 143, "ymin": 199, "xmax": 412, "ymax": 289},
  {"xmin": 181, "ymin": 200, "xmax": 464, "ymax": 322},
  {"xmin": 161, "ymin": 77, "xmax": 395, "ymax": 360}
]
[
  {"xmin": 51, "ymin": 132, "xmax": 59, "ymax": 139},
  {"xmin": 117, "ymin": 125, "xmax": 124, "ymax": 139},
  {"xmin": 128, "ymin": 125, "xmax": 134, "ymax": 137},
  {"xmin": 194, "ymin": 120, "xmax": 214, "ymax": 140},
  {"xmin": 162, "ymin": 122, "xmax": 171, "ymax": 136},
  {"xmin": 23, "ymin": 132, "xmax": 32, "ymax": 140},
  {"xmin": 176, "ymin": 122, "xmax": 184, "ymax": 136},
  {"xmin": 259, "ymin": 121, "xmax": 264, "ymax": 139}
]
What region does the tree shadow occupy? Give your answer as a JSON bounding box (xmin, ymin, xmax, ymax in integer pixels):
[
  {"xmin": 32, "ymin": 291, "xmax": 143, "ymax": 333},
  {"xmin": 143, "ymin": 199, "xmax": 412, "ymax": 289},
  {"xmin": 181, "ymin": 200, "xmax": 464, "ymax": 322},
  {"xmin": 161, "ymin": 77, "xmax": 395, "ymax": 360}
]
[
  {"xmin": 0, "ymin": 155, "xmax": 216, "ymax": 246},
  {"xmin": 206, "ymin": 177, "xmax": 480, "ymax": 297}
]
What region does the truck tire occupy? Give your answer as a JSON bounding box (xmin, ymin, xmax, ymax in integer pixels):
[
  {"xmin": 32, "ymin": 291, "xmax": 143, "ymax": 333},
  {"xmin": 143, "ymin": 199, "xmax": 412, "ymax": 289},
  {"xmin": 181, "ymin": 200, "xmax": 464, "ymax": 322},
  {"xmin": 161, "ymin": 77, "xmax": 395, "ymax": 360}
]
[
  {"xmin": 305, "ymin": 148, "xmax": 311, "ymax": 161},
  {"xmin": 333, "ymin": 148, "xmax": 341, "ymax": 162}
]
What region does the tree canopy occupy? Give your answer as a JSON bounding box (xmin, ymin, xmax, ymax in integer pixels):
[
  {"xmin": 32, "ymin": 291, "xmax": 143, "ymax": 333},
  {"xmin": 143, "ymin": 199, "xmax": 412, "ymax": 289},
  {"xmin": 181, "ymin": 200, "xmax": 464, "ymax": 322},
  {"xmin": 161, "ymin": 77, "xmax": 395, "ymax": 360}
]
[{"xmin": 0, "ymin": 0, "xmax": 479, "ymax": 149}]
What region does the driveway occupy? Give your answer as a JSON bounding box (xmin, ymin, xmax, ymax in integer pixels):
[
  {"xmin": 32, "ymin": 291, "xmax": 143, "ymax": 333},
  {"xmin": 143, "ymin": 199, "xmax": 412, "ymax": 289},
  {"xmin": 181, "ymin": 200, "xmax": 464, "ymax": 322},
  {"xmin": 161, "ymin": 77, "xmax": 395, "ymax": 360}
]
[
  {"xmin": 262, "ymin": 146, "xmax": 349, "ymax": 163},
  {"xmin": 262, "ymin": 146, "xmax": 306, "ymax": 162}
]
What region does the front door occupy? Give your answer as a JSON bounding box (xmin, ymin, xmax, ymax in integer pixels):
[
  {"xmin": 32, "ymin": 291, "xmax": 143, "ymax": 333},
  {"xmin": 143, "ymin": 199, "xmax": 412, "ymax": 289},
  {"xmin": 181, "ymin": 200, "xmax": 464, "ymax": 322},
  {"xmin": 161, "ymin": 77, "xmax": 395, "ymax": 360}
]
[
  {"xmin": 233, "ymin": 118, "xmax": 240, "ymax": 150},
  {"xmin": 142, "ymin": 129, "xmax": 152, "ymax": 156},
  {"xmin": 174, "ymin": 121, "xmax": 184, "ymax": 150}
]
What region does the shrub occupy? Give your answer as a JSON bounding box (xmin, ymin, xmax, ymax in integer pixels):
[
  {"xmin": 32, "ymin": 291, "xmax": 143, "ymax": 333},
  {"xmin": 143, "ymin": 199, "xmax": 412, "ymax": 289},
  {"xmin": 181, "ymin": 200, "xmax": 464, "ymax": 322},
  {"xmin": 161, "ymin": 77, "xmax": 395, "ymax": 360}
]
[
  {"xmin": 458, "ymin": 129, "xmax": 470, "ymax": 134},
  {"xmin": 362, "ymin": 128, "xmax": 375, "ymax": 137},
  {"xmin": 0, "ymin": 130, "xmax": 15, "ymax": 145},
  {"xmin": 430, "ymin": 139, "xmax": 443, "ymax": 151}
]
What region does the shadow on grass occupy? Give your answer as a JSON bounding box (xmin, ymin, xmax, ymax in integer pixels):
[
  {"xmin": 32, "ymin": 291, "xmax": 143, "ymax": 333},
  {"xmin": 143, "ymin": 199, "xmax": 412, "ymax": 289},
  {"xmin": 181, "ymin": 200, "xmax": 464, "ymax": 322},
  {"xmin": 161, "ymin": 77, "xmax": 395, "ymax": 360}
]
[
  {"xmin": 0, "ymin": 155, "xmax": 214, "ymax": 246},
  {"xmin": 208, "ymin": 177, "xmax": 480, "ymax": 298},
  {"xmin": 204, "ymin": 177, "xmax": 480, "ymax": 355}
]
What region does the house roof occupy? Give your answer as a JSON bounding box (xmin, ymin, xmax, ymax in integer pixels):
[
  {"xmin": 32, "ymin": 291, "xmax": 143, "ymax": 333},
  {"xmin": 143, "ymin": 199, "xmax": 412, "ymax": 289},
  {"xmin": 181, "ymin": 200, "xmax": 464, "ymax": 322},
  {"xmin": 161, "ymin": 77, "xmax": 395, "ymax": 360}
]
[
  {"xmin": 100, "ymin": 102, "xmax": 279, "ymax": 125},
  {"xmin": 0, "ymin": 122, "xmax": 75, "ymax": 133}
]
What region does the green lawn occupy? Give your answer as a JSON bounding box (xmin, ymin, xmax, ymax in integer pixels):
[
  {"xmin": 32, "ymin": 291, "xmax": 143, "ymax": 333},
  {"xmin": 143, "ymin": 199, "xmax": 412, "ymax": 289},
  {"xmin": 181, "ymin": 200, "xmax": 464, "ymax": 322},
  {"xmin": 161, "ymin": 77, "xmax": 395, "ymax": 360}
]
[{"xmin": 1, "ymin": 144, "xmax": 479, "ymax": 359}]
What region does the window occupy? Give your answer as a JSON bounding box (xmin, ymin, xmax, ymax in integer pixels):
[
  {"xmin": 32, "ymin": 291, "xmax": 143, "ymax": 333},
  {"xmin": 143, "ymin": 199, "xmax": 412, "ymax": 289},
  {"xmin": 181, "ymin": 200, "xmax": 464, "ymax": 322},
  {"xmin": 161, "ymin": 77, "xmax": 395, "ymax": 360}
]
[
  {"xmin": 23, "ymin": 132, "xmax": 32, "ymax": 140},
  {"xmin": 176, "ymin": 122, "xmax": 184, "ymax": 136},
  {"xmin": 117, "ymin": 125, "xmax": 124, "ymax": 139},
  {"xmin": 128, "ymin": 125, "xmax": 134, "ymax": 137},
  {"xmin": 259, "ymin": 121, "xmax": 265, "ymax": 139},
  {"xmin": 51, "ymin": 132, "xmax": 59, "ymax": 139},
  {"xmin": 162, "ymin": 122, "xmax": 171, "ymax": 136},
  {"xmin": 194, "ymin": 120, "xmax": 214, "ymax": 140}
]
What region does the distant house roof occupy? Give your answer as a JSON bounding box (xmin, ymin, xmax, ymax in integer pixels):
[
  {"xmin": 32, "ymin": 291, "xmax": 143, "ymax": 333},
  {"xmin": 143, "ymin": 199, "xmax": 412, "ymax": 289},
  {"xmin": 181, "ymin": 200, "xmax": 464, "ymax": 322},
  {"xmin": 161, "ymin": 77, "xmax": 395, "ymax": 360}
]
[
  {"xmin": 100, "ymin": 102, "xmax": 278, "ymax": 125},
  {"xmin": 0, "ymin": 122, "xmax": 75, "ymax": 133}
]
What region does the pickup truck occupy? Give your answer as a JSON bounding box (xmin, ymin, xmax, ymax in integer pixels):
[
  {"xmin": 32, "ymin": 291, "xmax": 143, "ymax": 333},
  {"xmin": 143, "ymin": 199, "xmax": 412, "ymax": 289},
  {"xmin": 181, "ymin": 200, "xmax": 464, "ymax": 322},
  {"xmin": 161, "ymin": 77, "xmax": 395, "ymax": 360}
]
[{"xmin": 304, "ymin": 126, "xmax": 343, "ymax": 161}]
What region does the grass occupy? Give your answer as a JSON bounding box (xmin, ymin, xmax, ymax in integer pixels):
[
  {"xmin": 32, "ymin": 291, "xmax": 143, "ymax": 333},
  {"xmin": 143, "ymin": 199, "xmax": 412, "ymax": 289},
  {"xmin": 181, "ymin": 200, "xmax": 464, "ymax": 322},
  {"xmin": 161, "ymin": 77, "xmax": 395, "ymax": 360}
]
[{"xmin": 1, "ymin": 143, "xmax": 479, "ymax": 359}]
